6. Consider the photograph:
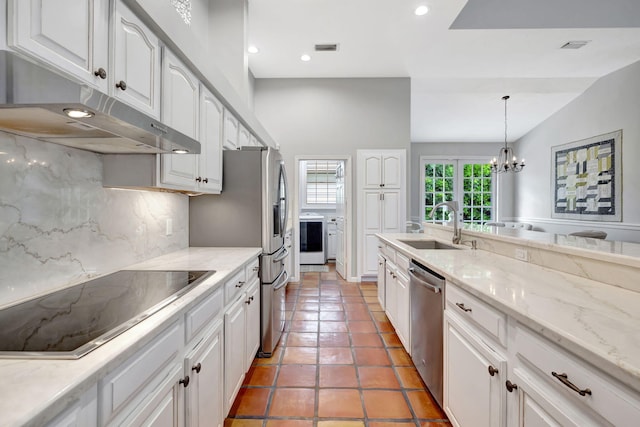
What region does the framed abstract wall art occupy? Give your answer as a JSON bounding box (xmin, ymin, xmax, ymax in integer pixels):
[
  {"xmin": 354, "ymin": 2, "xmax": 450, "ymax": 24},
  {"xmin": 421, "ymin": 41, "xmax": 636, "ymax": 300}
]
[{"xmin": 551, "ymin": 130, "xmax": 622, "ymax": 221}]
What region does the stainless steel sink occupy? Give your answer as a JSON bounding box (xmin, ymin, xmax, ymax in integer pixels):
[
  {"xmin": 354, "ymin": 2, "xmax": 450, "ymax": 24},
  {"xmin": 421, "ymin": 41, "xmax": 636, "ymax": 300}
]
[{"xmin": 398, "ymin": 239, "xmax": 461, "ymax": 250}]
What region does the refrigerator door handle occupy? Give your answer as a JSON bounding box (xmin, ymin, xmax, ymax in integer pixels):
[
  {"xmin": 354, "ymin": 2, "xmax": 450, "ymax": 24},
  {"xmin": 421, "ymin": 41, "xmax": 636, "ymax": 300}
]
[
  {"xmin": 273, "ymin": 270, "xmax": 289, "ymax": 291},
  {"xmin": 273, "ymin": 246, "xmax": 289, "ymax": 263}
]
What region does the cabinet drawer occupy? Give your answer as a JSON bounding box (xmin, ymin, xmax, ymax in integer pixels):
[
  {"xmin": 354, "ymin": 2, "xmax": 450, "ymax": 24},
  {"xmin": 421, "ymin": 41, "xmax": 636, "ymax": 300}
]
[
  {"xmin": 246, "ymin": 258, "xmax": 260, "ymax": 284},
  {"xmin": 185, "ymin": 286, "xmax": 223, "ymax": 343},
  {"xmin": 515, "ymin": 325, "xmax": 640, "ymax": 426},
  {"xmin": 224, "ymin": 268, "xmax": 247, "ymax": 304},
  {"xmin": 382, "ymin": 244, "xmax": 396, "ymax": 263},
  {"xmin": 446, "ymin": 284, "xmax": 506, "ymax": 346},
  {"xmin": 395, "ymin": 251, "xmax": 410, "ymax": 270},
  {"xmin": 99, "ymin": 321, "xmax": 183, "ymax": 424}
]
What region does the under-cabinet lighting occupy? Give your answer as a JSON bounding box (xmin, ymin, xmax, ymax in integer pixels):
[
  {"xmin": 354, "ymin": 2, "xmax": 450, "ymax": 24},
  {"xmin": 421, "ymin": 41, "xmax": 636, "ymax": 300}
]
[
  {"xmin": 63, "ymin": 108, "xmax": 94, "ymax": 119},
  {"xmin": 301, "ymin": 54, "xmax": 311, "ymax": 62},
  {"xmin": 248, "ymin": 45, "xmax": 259, "ymax": 54},
  {"xmin": 172, "ymin": 149, "xmax": 189, "ymax": 154}
]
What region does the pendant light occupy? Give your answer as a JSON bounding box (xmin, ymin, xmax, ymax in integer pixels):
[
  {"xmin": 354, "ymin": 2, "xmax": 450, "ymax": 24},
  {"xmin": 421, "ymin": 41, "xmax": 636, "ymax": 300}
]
[{"xmin": 490, "ymin": 95, "xmax": 525, "ymax": 173}]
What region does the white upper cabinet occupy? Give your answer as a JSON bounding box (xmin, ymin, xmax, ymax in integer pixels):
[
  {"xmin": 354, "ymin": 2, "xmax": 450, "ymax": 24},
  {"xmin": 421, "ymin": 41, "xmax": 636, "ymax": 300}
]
[
  {"xmin": 223, "ymin": 109, "xmax": 239, "ymax": 150},
  {"xmin": 362, "ymin": 151, "xmax": 404, "ymax": 189},
  {"xmin": 238, "ymin": 124, "xmax": 251, "ymax": 148},
  {"xmin": 113, "ymin": 0, "xmax": 161, "ymax": 118},
  {"xmin": 8, "ymin": 0, "xmax": 109, "ymax": 92},
  {"xmin": 198, "ymin": 86, "xmax": 224, "ymax": 193},
  {"xmin": 160, "ymin": 48, "xmax": 200, "ymax": 189}
]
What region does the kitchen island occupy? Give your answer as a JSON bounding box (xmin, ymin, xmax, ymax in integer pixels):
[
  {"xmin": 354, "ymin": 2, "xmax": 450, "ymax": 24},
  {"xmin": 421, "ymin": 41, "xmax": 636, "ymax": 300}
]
[
  {"xmin": 377, "ymin": 226, "xmax": 640, "ymax": 426},
  {"xmin": 0, "ymin": 247, "xmax": 261, "ymax": 427}
]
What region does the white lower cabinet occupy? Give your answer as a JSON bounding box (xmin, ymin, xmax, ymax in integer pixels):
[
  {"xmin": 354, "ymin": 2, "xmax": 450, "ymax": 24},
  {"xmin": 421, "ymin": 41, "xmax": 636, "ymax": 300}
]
[
  {"xmin": 224, "ymin": 293, "xmax": 246, "ymax": 414},
  {"xmin": 184, "ymin": 319, "xmax": 224, "ymax": 427},
  {"xmin": 120, "ymin": 366, "xmax": 184, "ymax": 427},
  {"xmin": 245, "ymin": 280, "xmax": 261, "ymax": 370},
  {"xmin": 444, "ymin": 310, "xmax": 507, "ymax": 427},
  {"xmin": 395, "ymin": 267, "xmax": 410, "ymax": 350},
  {"xmin": 384, "ymin": 262, "xmax": 397, "ymax": 326},
  {"xmin": 443, "ymin": 281, "xmax": 640, "ymax": 427},
  {"xmin": 377, "ymin": 253, "xmax": 386, "ymax": 309}
]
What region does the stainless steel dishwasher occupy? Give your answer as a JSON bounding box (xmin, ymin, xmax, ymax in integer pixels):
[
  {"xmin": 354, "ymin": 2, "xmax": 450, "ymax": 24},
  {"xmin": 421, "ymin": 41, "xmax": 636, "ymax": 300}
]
[{"xmin": 409, "ymin": 259, "xmax": 445, "ymax": 408}]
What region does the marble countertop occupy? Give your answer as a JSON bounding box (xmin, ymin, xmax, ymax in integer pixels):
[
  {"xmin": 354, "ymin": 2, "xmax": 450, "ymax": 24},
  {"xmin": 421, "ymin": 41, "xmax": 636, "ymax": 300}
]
[
  {"xmin": 378, "ymin": 233, "xmax": 640, "ymax": 393},
  {"xmin": 0, "ymin": 247, "xmax": 261, "ymax": 427},
  {"xmin": 459, "ymin": 223, "xmax": 640, "ymax": 268}
]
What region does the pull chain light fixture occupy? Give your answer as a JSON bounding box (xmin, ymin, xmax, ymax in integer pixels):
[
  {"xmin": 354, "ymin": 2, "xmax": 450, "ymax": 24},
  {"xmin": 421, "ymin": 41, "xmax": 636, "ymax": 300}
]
[{"xmin": 490, "ymin": 95, "xmax": 525, "ymax": 173}]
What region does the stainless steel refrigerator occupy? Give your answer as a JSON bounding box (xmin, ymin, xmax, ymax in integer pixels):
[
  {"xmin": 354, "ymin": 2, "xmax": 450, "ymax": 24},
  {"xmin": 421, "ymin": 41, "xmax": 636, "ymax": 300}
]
[{"xmin": 189, "ymin": 146, "xmax": 289, "ymax": 357}]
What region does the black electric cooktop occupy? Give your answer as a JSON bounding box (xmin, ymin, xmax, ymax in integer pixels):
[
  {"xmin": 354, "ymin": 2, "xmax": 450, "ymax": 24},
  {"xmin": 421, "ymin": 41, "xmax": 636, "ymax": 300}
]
[{"xmin": 0, "ymin": 270, "xmax": 215, "ymax": 359}]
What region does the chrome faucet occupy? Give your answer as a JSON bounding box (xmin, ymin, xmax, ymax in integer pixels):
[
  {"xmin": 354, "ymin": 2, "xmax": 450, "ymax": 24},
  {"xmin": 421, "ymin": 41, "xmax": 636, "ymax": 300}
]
[{"xmin": 429, "ymin": 201, "xmax": 461, "ymax": 245}]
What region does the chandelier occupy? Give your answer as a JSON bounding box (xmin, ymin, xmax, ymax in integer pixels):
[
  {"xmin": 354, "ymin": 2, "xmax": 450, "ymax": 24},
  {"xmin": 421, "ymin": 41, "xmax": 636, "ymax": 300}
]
[{"xmin": 490, "ymin": 95, "xmax": 525, "ymax": 173}]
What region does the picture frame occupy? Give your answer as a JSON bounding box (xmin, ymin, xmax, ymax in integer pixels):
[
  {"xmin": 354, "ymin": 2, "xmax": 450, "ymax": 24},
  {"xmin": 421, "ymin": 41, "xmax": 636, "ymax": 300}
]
[{"xmin": 551, "ymin": 130, "xmax": 622, "ymax": 222}]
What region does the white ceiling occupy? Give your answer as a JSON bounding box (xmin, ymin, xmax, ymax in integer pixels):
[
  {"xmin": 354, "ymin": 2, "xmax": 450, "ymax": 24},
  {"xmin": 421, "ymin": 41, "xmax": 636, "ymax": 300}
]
[{"xmin": 247, "ymin": 0, "xmax": 640, "ymax": 143}]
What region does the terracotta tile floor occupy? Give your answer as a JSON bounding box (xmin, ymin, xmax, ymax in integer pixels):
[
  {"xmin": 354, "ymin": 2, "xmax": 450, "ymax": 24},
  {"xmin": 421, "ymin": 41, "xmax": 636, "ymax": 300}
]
[{"xmin": 226, "ymin": 265, "xmax": 450, "ymax": 427}]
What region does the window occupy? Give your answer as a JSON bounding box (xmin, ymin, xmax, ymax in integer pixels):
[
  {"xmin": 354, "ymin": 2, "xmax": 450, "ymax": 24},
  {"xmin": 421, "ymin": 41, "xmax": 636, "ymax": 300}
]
[
  {"xmin": 303, "ymin": 160, "xmax": 340, "ymax": 206},
  {"xmin": 421, "ymin": 158, "xmax": 494, "ymax": 225}
]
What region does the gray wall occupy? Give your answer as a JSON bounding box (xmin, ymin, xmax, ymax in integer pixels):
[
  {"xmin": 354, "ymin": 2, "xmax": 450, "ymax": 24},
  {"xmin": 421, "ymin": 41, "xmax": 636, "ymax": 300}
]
[
  {"xmin": 409, "ymin": 142, "xmax": 513, "ymax": 223},
  {"xmin": 253, "ymin": 78, "xmax": 411, "ymax": 278},
  {"xmin": 514, "ymin": 59, "xmax": 640, "ymax": 241}
]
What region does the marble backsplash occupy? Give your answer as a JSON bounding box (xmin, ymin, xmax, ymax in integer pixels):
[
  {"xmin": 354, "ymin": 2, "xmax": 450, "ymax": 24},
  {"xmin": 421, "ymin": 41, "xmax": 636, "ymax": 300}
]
[{"xmin": 0, "ymin": 133, "xmax": 189, "ymax": 308}]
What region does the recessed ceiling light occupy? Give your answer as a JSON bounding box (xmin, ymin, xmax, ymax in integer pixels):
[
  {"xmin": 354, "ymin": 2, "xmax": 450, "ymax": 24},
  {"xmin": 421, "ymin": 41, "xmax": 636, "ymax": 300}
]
[
  {"xmin": 415, "ymin": 5, "xmax": 429, "ymax": 16},
  {"xmin": 301, "ymin": 54, "xmax": 311, "ymax": 62},
  {"xmin": 248, "ymin": 45, "xmax": 259, "ymax": 54}
]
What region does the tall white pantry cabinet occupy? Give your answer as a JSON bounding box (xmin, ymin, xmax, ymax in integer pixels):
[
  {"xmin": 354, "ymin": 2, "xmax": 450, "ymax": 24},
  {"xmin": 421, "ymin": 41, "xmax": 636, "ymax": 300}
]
[{"xmin": 357, "ymin": 149, "xmax": 406, "ymax": 278}]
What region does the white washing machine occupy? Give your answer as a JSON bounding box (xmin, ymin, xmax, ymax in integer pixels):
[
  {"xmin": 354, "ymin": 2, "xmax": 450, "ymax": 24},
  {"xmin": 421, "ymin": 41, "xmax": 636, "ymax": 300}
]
[{"xmin": 299, "ymin": 214, "xmax": 326, "ymax": 264}]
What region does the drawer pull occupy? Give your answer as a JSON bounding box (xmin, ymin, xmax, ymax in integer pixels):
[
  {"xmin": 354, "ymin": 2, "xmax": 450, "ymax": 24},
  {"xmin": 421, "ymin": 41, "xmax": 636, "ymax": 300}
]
[
  {"xmin": 253, "ymin": 266, "xmax": 259, "ymax": 272},
  {"xmin": 192, "ymin": 363, "xmax": 202, "ymax": 373},
  {"xmin": 551, "ymin": 372, "xmax": 592, "ymax": 396},
  {"xmin": 179, "ymin": 376, "xmax": 190, "ymax": 388},
  {"xmin": 488, "ymin": 365, "xmax": 499, "ymax": 376},
  {"xmin": 505, "ymin": 380, "xmax": 518, "ymax": 392},
  {"xmin": 455, "ymin": 302, "xmax": 472, "ymax": 312},
  {"xmin": 236, "ymin": 281, "xmax": 245, "ymax": 288}
]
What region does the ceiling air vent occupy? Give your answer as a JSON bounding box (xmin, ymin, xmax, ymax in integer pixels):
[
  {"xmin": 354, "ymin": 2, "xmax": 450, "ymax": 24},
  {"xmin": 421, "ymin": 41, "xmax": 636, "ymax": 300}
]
[
  {"xmin": 315, "ymin": 44, "xmax": 339, "ymax": 52},
  {"xmin": 560, "ymin": 40, "xmax": 590, "ymax": 49}
]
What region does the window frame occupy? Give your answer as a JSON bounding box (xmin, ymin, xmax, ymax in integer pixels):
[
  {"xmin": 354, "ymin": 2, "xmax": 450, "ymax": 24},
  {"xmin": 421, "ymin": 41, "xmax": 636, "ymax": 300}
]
[
  {"xmin": 419, "ymin": 156, "xmax": 496, "ymax": 225},
  {"xmin": 300, "ymin": 160, "xmax": 340, "ymax": 210}
]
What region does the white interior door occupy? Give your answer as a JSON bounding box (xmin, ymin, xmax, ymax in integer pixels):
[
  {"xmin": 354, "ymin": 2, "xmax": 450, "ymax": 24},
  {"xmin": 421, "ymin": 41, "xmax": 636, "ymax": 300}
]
[{"xmin": 335, "ymin": 162, "xmax": 346, "ymax": 279}]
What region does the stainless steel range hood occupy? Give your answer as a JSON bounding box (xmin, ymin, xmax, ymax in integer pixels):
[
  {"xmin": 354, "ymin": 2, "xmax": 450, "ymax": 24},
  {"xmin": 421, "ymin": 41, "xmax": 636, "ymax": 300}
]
[{"xmin": 0, "ymin": 51, "xmax": 200, "ymax": 154}]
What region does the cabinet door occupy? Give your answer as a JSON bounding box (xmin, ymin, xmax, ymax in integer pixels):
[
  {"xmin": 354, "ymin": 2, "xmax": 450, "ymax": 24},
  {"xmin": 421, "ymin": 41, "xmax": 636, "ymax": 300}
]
[
  {"xmin": 223, "ymin": 110, "xmax": 239, "ymax": 150},
  {"xmin": 335, "ymin": 221, "xmax": 345, "ymax": 279},
  {"xmin": 395, "ymin": 269, "xmax": 410, "ymax": 352},
  {"xmin": 377, "ymin": 253, "xmax": 385, "ymax": 309},
  {"xmin": 113, "ymin": 0, "xmax": 161, "ymax": 118},
  {"xmin": 384, "ymin": 265, "xmax": 397, "ymax": 324},
  {"xmin": 327, "ymin": 229, "xmax": 337, "ymax": 259},
  {"xmin": 9, "ymin": 0, "xmax": 109, "ymax": 92},
  {"xmin": 363, "ymin": 191, "xmax": 381, "ymax": 232},
  {"xmin": 382, "ymin": 191, "xmax": 402, "ymax": 232},
  {"xmin": 444, "ymin": 314, "xmax": 506, "ymax": 427},
  {"xmin": 224, "ymin": 295, "xmax": 246, "ymax": 414},
  {"xmin": 122, "ymin": 366, "xmax": 184, "ymax": 427},
  {"xmin": 362, "ymin": 154, "xmax": 382, "ymax": 188},
  {"xmin": 198, "ymin": 87, "xmax": 224, "ymax": 193},
  {"xmin": 160, "ymin": 49, "xmax": 200, "ymax": 189},
  {"xmin": 245, "ymin": 280, "xmax": 261, "ymax": 370},
  {"xmin": 382, "ymin": 154, "xmax": 403, "ymax": 188},
  {"xmin": 185, "ymin": 320, "xmax": 223, "ymax": 427},
  {"xmin": 238, "ymin": 125, "xmax": 251, "ymax": 148}
]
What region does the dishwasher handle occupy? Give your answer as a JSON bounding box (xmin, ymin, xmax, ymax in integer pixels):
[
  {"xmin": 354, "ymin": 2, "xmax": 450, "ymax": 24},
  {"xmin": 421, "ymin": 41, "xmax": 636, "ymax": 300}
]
[{"xmin": 408, "ymin": 267, "xmax": 441, "ymax": 293}]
